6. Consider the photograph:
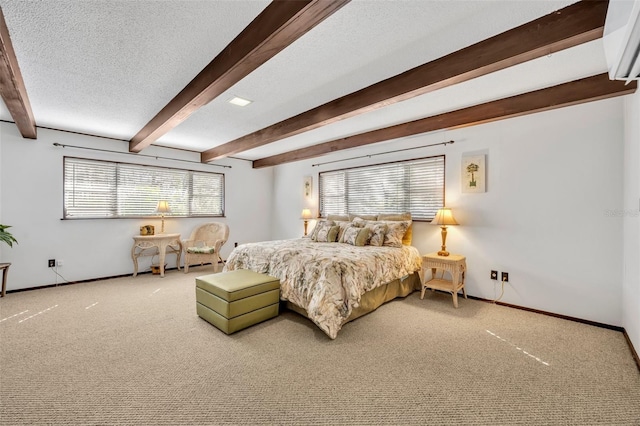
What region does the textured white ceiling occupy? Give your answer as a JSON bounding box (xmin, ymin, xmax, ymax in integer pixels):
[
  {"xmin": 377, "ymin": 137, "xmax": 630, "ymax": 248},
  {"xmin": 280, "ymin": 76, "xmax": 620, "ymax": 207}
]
[
  {"xmin": 0, "ymin": 0, "xmax": 605, "ymax": 162},
  {"xmin": 241, "ymin": 39, "xmax": 608, "ymax": 160},
  {"xmin": 0, "ymin": 0, "xmax": 270, "ymax": 140}
]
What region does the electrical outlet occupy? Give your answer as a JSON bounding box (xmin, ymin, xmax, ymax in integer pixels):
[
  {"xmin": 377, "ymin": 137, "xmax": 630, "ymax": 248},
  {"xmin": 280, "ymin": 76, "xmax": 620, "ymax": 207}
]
[
  {"xmin": 491, "ymin": 270, "xmax": 498, "ymax": 280},
  {"xmin": 501, "ymin": 272, "xmax": 509, "ymax": 282},
  {"xmin": 57, "ymin": 260, "xmax": 64, "ymax": 267},
  {"xmin": 234, "ymin": 242, "xmax": 238, "ymax": 247},
  {"xmin": 48, "ymin": 259, "xmax": 56, "ymax": 268}
]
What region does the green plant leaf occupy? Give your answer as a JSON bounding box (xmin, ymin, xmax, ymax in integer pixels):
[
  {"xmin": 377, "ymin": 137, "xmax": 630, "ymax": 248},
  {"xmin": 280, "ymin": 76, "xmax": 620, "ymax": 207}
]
[{"xmin": 0, "ymin": 224, "xmax": 18, "ymax": 247}]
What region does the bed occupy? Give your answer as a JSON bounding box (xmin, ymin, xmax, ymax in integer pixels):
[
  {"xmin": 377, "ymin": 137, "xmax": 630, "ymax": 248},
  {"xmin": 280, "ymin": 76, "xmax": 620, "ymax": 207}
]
[{"xmin": 223, "ymin": 214, "xmax": 422, "ymax": 339}]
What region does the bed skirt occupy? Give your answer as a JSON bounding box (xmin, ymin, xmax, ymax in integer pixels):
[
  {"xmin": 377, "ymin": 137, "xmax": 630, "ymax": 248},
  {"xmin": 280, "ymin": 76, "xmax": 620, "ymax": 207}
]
[{"xmin": 285, "ymin": 271, "xmax": 421, "ymax": 326}]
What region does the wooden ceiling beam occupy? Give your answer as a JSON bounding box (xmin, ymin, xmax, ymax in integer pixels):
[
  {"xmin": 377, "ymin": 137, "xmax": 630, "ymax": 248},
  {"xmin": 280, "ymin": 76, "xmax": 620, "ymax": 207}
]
[
  {"xmin": 129, "ymin": 0, "xmax": 350, "ymax": 153},
  {"xmin": 202, "ymin": 0, "xmax": 609, "ymax": 163},
  {"xmin": 252, "ymin": 74, "xmax": 637, "ymax": 168},
  {"xmin": 0, "ymin": 7, "xmax": 36, "ymax": 139}
]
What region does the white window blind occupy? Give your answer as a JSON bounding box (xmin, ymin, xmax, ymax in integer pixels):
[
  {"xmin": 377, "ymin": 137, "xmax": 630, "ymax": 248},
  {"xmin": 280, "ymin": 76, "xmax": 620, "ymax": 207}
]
[
  {"xmin": 319, "ymin": 155, "xmax": 445, "ymax": 221},
  {"xmin": 64, "ymin": 157, "xmax": 224, "ymax": 219}
]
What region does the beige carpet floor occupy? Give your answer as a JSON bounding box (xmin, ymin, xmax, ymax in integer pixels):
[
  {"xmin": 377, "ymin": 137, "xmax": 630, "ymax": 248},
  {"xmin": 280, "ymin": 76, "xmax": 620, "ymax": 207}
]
[{"xmin": 0, "ymin": 269, "xmax": 639, "ymax": 425}]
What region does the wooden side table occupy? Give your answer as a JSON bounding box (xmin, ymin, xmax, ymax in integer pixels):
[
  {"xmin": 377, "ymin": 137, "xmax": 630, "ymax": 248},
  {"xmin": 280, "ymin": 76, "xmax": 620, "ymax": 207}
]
[
  {"xmin": 0, "ymin": 263, "xmax": 10, "ymax": 297},
  {"xmin": 420, "ymin": 253, "xmax": 466, "ymax": 308}
]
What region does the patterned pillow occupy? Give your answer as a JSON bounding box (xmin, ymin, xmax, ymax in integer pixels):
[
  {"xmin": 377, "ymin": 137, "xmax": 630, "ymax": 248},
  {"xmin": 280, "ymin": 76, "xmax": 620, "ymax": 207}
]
[
  {"xmin": 368, "ymin": 223, "xmax": 387, "ymax": 246},
  {"xmin": 342, "ymin": 226, "xmax": 371, "ymax": 246},
  {"xmin": 314, "ymin": 222, "xmax": 339, "ymax": 242},
  {"xmin": 308, "ymin": 223, "xmax": 318, "ymax": 240},
  {"xmin": 339, "ymin": 224, "xmax": 356, "ymax": 243},
  {"xmin": 378, "ymin": 212, "xmax": 412, "ymax": 245},
  {"xmin": 339, "ymin": 223, "xmax": 362, "ymax": 243},
  {"xmin": 351, "ymin": 217, "xmax": 367, "ymax": 228},
  {"xmin": 381, "ymin": 220, "xmax": 410, "ymax": 248},
  {"xmin": 335, "ymin": 221, "xmax": 351, "ymax": 242},
  {"xmin": 310, "ymin": 220, "xmax": 334, "ymax": 241}
]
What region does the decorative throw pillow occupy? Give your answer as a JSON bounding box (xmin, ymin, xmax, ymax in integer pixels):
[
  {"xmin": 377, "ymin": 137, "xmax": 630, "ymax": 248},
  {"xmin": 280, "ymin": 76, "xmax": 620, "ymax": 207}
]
[
  {"xmin": 309, "ymin": 223, "xmax": 319, "ymax": 240},
  {"xmin": 368, "ymin": 223, "xmax": 387, "ymax": 246},
  {"xmin": 327, "ymin": 225, "xmax": 340, "ymax": 242},
  {"xmin": 311, "ymin": 220, "xmax": 335, "ymax": 241},
  {"xmin": 341, "ymin": 225, "xmax": 360, "ymax": 245},
  {"xmin": 378, "ymin": 212, "xmax": 413, "ymax": 245},
  {"xmin": 355, "ymin": 227, "xmax": 372, "ymax": 246},
  {"xmin": 327, "ymin": 214, "xmax": 350, "ymax": 222},
  {"xmin": 335, "ymin": 221, "xmax": 351, "ymax": 242},
  {"xmin": 343, "ymin": 226, "xmax": 371, "ymax": 246},
  {"xmin": 315, "ymin": 224, "xmax": 340, "ymax": 243},
  {"xmin": 339, "ymin": 223, "xmax": 362, "ymax": 243},
  {"xmin": 382, "ymin": 220, "xmax": 410, "ymax": 248},
  {"xmin": 351, "ymin": 217, "xmax": 367, "ymax": 228}
]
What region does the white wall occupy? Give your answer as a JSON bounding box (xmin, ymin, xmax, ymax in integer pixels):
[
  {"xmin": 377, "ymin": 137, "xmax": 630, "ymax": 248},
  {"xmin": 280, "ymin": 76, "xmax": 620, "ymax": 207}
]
[
  {"xmin": 623, "ymin": 90, "xmax": 640, "ymax": 351},
  {"xmin": 0, "ymin": 123, "xmax": 273, "ymax": 290},
  {"xmin": 271, "ymin": 97, "xmax": 626, "ymax": 327},
  {"xmin": 0, "ymin": 124, "xmax": 3, "ymax": 260},
  {"xmin": 0, "ymin": 94, "xmax": 633, "ymax": 332}
]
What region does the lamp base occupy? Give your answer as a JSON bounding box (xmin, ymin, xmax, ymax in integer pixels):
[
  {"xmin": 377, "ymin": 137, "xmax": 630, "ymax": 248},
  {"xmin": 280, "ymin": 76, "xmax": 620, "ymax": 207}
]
[{"xmin": 438, "ymin": 226, "xmax": 450, "ymax": 256}]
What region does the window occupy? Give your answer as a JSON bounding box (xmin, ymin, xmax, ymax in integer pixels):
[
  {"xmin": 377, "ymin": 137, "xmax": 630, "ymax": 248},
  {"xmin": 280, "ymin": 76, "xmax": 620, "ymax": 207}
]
[
  {"xmin": 319, "ymin": 155, "xmax": 445, "ymax": 221},
  {"xmin": 63, "ymin": 157, "xmax": 224, "ymax": 219}
]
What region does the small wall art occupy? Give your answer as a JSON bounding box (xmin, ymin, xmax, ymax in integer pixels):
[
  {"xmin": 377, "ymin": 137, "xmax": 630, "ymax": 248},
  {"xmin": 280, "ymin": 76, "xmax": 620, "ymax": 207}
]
[
  {"xmin": 303, "ymin": 176, "xmax": 312, "ymax": 198},
  {"xmin": 462, "ymin": 155, "xmax": 486, "ymax": 193}
]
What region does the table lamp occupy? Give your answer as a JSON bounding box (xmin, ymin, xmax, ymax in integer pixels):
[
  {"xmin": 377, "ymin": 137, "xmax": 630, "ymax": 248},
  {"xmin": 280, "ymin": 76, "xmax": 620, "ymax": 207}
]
[
  {"xmin": 300, "ymin": 209, "xmax": 313, "ymax": 236},
  {"xmin": 155, "ymin": 200, "xmax": 171, "ymax": 233},
  {"xmin": 431, "ymin": 207, "xmax": 458, "ymax": 256}
]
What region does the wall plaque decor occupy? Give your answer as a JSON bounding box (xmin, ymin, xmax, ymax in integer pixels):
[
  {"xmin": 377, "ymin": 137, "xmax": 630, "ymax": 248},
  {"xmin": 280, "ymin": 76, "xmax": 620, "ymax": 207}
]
[
  {"xmin": 462, "ymin": 155, "xmax": 486, "ymax": 193},
  {"xmin": 303, "ymin": 176, "xmax": 312, "ymax": 198}
]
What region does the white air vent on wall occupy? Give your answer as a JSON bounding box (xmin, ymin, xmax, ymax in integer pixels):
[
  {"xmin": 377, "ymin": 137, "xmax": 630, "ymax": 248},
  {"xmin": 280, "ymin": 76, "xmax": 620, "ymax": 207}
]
[{"xmin": 603, "ymin": 0, "xmax": 640, "ymax": 83}]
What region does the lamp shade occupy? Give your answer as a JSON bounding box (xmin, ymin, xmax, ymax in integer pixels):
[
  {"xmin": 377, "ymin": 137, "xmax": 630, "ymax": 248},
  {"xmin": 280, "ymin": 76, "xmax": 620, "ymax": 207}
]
[
  {"xmin": 431, "ymin": 207, "xmax": 458, "ymax": 226},
  {"xmin": 300, "ymin": 209, "xmax": 313, "ymax": 219},
  {"xmin": 155, "ymin": 200, "xmax": 171, "ymax": 214}
]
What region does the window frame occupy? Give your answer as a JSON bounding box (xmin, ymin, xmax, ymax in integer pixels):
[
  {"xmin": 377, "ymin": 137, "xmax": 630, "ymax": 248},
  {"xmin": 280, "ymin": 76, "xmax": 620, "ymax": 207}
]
[
  {"xmin": 318, "ymin": 155, "xmax": 446, "ymax": 222},
  {"xmin": 62, "ymin": 156, "xmax": 225, "ymax": 220}
]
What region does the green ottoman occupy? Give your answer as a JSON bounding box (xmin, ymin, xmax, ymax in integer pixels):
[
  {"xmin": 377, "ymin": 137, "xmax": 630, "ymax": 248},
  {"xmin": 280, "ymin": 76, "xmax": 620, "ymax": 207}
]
[{"xmin": 196, "ymin": 269, "xmax": 280, "ymax": 334}]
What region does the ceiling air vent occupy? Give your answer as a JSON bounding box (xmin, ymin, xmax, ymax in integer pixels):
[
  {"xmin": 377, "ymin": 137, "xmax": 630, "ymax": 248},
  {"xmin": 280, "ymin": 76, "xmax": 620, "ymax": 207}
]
[{"xmin": 603, "ymin": 0, "xmax": 640, "ymax": 83}]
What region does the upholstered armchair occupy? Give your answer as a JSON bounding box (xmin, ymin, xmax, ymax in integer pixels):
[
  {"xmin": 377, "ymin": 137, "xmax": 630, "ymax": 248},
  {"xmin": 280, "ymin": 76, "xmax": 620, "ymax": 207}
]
[{"xmin": 182, "ymin": 222, "xmax": 229, "ymax": 273}]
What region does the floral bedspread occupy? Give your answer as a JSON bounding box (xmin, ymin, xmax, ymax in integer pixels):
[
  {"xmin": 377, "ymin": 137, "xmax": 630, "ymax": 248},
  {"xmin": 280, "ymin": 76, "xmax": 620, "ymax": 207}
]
[{"xmin": 223, "ymin": 238, "xmax": 421, "ymax": 339}]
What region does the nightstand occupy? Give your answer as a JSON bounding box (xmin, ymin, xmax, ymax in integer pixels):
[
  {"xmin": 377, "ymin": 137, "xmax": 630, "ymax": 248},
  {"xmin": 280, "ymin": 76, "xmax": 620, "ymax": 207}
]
[{"xmin": 420, "ymin": 253, "xmax": 467, "ymax": 308}]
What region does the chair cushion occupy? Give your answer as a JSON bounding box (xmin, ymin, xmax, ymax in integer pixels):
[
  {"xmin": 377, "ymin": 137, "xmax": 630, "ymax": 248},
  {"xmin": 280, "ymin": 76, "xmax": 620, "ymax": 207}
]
[{"xmin": 187, "ymin": 246, "xmax": 215, "ymax": 254}]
